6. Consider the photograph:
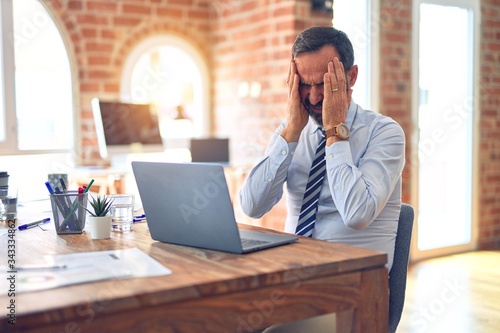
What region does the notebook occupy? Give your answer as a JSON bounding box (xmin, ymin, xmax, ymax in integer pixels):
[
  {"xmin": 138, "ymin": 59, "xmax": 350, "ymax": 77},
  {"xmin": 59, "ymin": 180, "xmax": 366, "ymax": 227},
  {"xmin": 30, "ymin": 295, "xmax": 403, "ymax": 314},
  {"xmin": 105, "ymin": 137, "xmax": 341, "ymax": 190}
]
[{"xmin": 131, "ymin": 161, "xmax": 298, "ymax": 254}]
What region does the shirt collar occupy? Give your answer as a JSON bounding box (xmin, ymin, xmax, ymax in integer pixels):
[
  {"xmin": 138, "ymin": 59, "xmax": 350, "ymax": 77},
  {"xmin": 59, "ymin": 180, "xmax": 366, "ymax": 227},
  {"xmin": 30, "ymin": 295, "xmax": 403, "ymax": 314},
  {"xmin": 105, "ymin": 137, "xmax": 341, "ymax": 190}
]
[{"xmin": 345, "ymin": 100, "xmax": 357, "ymax": 128}]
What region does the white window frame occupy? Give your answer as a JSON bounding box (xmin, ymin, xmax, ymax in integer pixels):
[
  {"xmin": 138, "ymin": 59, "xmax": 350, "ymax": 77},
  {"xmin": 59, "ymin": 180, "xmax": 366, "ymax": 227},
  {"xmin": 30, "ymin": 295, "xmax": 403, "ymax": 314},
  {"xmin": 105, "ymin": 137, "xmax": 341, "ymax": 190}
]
[
  {"xmin": 410, "ymin": 0, "xmax": 481, "ymax": 261},
  {"xmin": 0, "ymin": 0, "xmax": 18, "ymax": 153}
]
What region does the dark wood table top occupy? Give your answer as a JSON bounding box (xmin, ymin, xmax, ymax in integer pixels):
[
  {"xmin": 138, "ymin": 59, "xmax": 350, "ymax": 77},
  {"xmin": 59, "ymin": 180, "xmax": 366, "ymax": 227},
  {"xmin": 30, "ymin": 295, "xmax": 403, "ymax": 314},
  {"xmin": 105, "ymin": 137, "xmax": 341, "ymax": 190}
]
[{"xmin": 1, "ymin": 215, "xmax": 388, "ymax": 332}]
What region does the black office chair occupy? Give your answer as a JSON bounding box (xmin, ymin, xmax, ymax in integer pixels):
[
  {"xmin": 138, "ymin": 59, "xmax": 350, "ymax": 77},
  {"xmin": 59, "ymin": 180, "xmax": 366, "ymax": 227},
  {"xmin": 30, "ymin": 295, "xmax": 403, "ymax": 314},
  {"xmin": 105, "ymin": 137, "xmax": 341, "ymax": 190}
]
[
  {"xmin": 388, "ymin": 203, "xmax": 415, "ymax": 333},
  {"xmin": 261, "ymin": 204, "xmax": 415, "ymax": 333}
]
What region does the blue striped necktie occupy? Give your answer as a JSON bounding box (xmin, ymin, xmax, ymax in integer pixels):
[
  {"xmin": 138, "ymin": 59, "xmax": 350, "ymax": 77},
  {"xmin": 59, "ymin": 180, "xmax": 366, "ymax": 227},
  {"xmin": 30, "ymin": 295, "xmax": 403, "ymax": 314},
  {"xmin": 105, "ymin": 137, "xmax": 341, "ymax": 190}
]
[{"xmin": 295, "ymin": 130, "xmax": 326, "ymax": 237}]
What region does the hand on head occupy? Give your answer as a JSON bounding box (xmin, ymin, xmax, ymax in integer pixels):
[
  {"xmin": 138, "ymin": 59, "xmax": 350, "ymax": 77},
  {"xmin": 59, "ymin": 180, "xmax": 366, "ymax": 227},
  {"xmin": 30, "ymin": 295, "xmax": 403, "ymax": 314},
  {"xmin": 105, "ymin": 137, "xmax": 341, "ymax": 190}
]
[
  {"xmin": 282, "ymin": 50, "xmax": 353, "ymax": 144},
  {"xmin": 322, "ymin": 58, "xmax": 352, "ymax": 131},
  {"xmin": 281, "ymin": 59, "xmax": 309, "ymax": 143}
]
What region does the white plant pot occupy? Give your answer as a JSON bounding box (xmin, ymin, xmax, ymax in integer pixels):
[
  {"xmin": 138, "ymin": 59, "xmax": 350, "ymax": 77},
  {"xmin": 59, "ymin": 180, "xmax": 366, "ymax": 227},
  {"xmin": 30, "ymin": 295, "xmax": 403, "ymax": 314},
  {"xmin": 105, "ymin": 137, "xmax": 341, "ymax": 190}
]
[{"xmin": 88, "ymin": 216, "xmax": 112, "ymax": 239}]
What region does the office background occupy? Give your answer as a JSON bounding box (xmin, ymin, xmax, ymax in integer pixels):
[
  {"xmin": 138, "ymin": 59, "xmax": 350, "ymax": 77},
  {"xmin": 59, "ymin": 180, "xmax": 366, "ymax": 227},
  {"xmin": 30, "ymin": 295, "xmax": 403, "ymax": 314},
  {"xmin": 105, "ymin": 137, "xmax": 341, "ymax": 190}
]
[{"xmin": 0, "ymin": 0, "xmax": 499, "ymax": 257}]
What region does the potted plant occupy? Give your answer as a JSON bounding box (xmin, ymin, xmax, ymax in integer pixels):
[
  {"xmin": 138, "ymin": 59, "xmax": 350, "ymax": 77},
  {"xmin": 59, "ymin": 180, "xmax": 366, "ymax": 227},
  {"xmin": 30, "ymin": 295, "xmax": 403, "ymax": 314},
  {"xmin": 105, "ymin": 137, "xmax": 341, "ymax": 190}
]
[{"xmin": 85, "ymin": 194, "xmax": 114, "ymax": 239}]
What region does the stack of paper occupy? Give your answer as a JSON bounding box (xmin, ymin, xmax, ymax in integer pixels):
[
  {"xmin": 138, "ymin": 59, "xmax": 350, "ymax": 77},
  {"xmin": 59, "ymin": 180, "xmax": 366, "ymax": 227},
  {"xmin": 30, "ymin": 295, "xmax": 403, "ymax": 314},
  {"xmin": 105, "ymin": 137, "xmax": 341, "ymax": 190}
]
[{"xmin": 2, "ymin": 247, "xmax": 171, "ymax": 293}]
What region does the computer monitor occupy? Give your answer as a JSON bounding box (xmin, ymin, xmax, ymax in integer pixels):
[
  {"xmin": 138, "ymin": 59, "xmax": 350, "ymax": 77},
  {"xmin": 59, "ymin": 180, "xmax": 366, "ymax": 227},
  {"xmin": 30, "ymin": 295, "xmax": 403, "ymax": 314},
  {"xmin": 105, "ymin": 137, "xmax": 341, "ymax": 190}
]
[
  {"xmin": 190, "ymin": 137, "xmax": 230, "ymax": 165},
  {"xmin": 91, "ymin": 98, "xmax": 164, "ymax": 160}
]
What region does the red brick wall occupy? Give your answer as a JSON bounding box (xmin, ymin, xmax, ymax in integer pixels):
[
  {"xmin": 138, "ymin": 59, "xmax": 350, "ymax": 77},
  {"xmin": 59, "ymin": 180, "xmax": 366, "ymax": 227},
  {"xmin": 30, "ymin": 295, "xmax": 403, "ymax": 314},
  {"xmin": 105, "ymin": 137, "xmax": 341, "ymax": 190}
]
[
  {"xmin": 211, "ymin": 0, "xmax": 332, "ymax": 167},
  {"xmin": 41, "ymin": 0, "xmax": 499, "ymax": 248},
  {"xmin": 378, "ymin": 0, "xmax": 413, "ymax": 205},
  {"xmin": 478, "ymin": 0, "xmax": 500, "ymax": 249},
  {"xmin": 211, "ymin": 0, "xmax": 333, "ymax": 228},
  {"xmin": 377, "ymin": 0, "xmax": 500, "ymax": 250},
  {"xmin": 44, "ymin": 0, "xmax": 212, "ymax": 166}
]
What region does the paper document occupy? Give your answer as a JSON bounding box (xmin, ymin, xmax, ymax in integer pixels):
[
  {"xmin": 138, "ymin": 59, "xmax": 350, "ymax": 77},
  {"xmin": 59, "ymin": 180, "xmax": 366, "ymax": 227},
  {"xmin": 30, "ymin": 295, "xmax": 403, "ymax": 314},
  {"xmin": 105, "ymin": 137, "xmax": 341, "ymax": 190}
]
[{"xmin": 2, "ymin": 247, "xmax": 171, "ymax": 293}]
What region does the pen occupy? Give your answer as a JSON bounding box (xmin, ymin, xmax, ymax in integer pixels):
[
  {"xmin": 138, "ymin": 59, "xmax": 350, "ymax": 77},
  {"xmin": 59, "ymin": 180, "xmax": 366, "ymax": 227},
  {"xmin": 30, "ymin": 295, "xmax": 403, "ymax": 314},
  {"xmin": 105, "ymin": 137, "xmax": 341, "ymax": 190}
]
[
  {"xmin": 83, "ymin": 179, "xmax": 94, "ymax": 194},
  {"xmin": 46, "ymin": 181, "xmax": 72, "ymax": 228},
  {"xmin": 60, "ymin": 178, "xmax": 68, "ymax": 193},
  {"xmin": 18, "ymin": 218, "xmax": 51, "ymax": 230},
  {"xmin": 133, "ymin": 214, "xmax": 146, "ymax": 223},
  {"xmin": 60, "ymin": 179, "xmax": 94, "ymax": 231},
  {"xmin": 45, "ymin": 181, "xmax": 55, "ymax": 194}
]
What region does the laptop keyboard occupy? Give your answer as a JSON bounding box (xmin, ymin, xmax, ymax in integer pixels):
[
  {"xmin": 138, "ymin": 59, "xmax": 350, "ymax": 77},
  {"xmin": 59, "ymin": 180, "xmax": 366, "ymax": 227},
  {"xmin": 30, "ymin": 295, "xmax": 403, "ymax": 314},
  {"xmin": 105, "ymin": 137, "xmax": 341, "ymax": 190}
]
[{"xmin": 241, "ymin": 238, "xmax": 271, "ymax": 248}]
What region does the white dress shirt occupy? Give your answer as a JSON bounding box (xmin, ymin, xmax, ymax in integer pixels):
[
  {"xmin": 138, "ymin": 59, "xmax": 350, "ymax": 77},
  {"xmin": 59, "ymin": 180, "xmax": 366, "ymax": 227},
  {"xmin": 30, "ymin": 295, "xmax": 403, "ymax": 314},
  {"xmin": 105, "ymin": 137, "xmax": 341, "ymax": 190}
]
[{"xmin": 239, "ymin": 101, "xmax": 406, "ymax": 270}]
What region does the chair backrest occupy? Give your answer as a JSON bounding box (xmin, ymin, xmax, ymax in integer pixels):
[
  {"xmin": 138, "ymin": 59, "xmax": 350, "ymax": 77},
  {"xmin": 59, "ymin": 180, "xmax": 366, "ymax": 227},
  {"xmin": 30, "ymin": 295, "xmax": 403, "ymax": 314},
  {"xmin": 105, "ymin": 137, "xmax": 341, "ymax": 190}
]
[{"xmin": 388, "ymin": 203, "xmax": 414, "ymax": 333}]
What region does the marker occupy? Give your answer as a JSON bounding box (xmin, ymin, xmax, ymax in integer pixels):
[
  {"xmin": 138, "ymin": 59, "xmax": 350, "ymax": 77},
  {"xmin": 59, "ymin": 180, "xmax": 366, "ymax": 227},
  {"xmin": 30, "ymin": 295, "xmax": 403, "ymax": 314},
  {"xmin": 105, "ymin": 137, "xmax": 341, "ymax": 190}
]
[
  {"xmin": 46, "ymin": 181, "xmax": 70, "ymax": 227},
  {"xmin": 133, "ymin": 214, "xmax": 146, "ymax": 223},
  {"xmin": 83, "ymin": 179, "xmax": 94, "ymax": 193},
  {"xmin": 59, "ymin": 178, "xmax": 68, "ymax": 192},
  {"xmin": 18, "ymin": 218, "xmax": 51, "ymax": 231},
  {"xmin": 45, "ymin": 181, "xmax": 55, "ymax": 195},
  {"xmin": 60, "ymin": 179, "xmax": 94, "ymax": 231}
]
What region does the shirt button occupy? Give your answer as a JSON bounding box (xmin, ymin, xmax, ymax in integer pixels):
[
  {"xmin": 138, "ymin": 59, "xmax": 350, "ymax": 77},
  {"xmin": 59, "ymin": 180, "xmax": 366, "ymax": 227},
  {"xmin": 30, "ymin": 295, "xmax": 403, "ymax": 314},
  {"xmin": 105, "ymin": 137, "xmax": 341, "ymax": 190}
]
[
  {"xmin": 334, "ymin": 186, "xmax": 339, "ymax": 190},
  {"xmin": 328, "ymin": 154, "xmax": 334, "ymax": 159},
  {"xmin": 266, "ymin": 177, "xmax": 273, "ymax": 182},
  {"xmin": 281, "ymin": 150, "xmax": 287, "ymax": 155}
]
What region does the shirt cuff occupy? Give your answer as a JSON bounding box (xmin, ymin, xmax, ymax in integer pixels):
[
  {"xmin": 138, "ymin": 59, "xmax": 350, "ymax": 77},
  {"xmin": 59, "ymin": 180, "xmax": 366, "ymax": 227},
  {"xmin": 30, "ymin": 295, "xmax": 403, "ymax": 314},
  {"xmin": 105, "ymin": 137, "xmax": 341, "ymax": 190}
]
[
  {"xmin": 267, "ymin": 135, "xmax": 297, "ymax": 166},
  {"xmin": 325, "ymin": 140, "xmax": 353, "ymax": 168}
]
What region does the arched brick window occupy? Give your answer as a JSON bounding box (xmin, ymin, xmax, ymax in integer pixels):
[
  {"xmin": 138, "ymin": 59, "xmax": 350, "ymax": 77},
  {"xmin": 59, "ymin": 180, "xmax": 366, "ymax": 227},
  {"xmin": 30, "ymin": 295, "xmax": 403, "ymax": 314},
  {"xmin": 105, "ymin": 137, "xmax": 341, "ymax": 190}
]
[
  {"xmin": 120, "ymin": 35, "xmax": 210, "ymax": 148},
  {"xmin": 0, "ymin": 0, "xmax": 74, "ymax": 153}
]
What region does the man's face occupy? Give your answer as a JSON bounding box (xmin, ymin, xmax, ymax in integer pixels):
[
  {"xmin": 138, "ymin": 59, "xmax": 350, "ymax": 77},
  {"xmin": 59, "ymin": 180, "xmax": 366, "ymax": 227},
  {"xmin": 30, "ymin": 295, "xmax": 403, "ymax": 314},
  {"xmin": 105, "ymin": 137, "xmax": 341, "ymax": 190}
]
[{"xmin": 294, "ymin": 45, "xmax": 341, "ymax": 127}]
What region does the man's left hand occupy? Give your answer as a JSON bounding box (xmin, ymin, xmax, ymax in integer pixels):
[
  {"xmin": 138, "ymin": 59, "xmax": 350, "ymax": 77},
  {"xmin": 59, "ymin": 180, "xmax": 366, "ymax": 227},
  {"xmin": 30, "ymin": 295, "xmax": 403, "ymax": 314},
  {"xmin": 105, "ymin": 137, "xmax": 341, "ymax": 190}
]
[{"xmin": 322, "ymin": 58, "xmax": 351, "ymax": 129}]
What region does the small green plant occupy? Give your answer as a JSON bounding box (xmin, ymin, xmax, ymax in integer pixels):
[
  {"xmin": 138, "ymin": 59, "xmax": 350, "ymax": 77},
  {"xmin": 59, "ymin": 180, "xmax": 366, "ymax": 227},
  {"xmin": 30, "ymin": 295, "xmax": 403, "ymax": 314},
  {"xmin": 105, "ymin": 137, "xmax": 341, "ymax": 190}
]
[{"xmin": 85, "ymin": 195, "xmax": 114, "ymax": 217}]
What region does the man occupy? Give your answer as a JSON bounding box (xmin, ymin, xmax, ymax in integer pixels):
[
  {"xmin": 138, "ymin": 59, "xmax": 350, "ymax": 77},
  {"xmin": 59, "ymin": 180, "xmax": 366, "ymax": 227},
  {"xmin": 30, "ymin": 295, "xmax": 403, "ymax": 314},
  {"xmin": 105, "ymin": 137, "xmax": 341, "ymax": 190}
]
[{"xmin": 239, "ymin": 26, "xmax": 405, "ymax": 271}]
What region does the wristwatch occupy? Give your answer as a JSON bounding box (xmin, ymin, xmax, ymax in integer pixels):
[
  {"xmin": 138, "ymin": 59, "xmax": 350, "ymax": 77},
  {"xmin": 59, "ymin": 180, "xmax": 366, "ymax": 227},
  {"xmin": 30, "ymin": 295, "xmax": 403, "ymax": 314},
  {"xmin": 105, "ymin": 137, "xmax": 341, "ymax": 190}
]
[{"xmin": 326, "ymin": 123, "xmax": 350, "ymax": 140}]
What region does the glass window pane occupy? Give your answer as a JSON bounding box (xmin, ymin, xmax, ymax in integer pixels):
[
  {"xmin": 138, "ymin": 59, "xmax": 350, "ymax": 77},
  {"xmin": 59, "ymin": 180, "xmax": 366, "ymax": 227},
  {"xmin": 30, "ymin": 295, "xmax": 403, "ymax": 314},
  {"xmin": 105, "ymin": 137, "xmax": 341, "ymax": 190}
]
[
  {"xmin": 334, "ymin": 0, "xmax": 372, "ymax": 110},
  {"xmin": 129, "ymin": 46, "xmax": 202, "ymax": 139},
  {"xmin": 13, "ymin": 0, "xmax": 73, "ymax": 150},
  {"xmin": 0, "ymin": 4, "xmax": 6, "ymax": 143},
  {"xmin": 417, "ymin": 4, "xmax": 473, "ymax": 250},
  {"xmin": 0, "ymin": 52, "xmax": 4, "ymax": 142}
]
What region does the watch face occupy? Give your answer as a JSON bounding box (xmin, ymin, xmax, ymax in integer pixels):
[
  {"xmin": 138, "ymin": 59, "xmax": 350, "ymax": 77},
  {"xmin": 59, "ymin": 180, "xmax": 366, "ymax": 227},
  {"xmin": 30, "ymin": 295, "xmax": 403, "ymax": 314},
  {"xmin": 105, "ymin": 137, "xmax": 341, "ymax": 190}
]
[
  {"xmin": 338, "ymin": 124, "xmax": 350, "ymax": 139},
  {"xmin": 326, "ymin": 124, "xmax": 350, "ymax": 139}
]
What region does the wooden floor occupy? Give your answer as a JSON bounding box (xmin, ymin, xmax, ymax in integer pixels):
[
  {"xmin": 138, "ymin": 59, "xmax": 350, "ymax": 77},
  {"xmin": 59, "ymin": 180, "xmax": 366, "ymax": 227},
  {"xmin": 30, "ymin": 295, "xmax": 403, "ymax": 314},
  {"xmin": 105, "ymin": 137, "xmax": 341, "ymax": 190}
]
[{"xmin": 397, "ymin": 251, "xmax": 500, "ymax": 333}]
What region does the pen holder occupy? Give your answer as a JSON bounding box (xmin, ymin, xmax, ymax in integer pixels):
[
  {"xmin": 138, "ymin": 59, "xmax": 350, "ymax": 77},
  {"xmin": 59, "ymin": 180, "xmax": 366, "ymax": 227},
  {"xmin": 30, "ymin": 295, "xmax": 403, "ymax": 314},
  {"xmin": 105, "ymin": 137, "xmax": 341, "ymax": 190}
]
[{"xmin": 50, "ymin": 191, "xmax": 88, "ymax": 234}]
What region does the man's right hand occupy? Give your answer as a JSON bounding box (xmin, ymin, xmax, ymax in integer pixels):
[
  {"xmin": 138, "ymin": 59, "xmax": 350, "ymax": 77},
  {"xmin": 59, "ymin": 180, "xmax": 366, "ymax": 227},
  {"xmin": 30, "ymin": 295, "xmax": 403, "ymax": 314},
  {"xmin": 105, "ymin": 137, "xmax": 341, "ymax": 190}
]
[{"xmin": 281, "ymin": 60, "xmax": 308, "ymax": 143}]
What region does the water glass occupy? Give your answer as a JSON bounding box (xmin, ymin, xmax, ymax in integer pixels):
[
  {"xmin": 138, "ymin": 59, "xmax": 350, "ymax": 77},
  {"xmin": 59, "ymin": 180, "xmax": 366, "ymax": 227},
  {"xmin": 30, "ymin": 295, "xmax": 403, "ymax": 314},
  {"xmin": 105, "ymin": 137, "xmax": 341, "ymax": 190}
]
[
  {"xmin": 109, "ymin": 194, "xmax": 134, "ymax": 232},
  {"xmin": 0, "ymin": 172, "xmax": 9, "ymax": 187},
  {"xmin": 0, "ymin": 187, "xmax": 17, "ymax": 222}
]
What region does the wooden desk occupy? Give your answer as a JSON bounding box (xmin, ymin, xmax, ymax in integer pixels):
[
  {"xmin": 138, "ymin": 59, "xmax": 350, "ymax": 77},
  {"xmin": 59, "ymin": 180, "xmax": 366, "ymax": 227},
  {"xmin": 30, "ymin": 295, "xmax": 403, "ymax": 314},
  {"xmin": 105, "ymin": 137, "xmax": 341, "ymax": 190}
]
[
  {"xmin": 71, "ymin": 167, "xmax": 128, "ymax": 195},
  {"xmin": 1, "ymin": 221, "xmax": 388, "ymax": 333}
]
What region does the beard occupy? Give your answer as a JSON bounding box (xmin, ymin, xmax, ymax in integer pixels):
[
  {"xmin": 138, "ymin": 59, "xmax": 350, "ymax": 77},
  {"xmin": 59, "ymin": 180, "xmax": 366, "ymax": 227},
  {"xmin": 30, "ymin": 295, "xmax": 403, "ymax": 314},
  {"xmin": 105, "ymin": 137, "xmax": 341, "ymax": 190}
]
[{"xmin": 304, "ymin": 98, "xmax": 323, "ymax": 127}]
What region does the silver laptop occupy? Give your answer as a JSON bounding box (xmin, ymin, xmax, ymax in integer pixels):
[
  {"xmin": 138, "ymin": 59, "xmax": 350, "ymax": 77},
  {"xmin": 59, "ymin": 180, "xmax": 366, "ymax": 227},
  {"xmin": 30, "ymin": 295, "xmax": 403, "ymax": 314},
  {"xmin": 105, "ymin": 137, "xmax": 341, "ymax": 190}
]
[{"xmin": 131, "ymin": 161, "xmax": 298, "ymax": 254}]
